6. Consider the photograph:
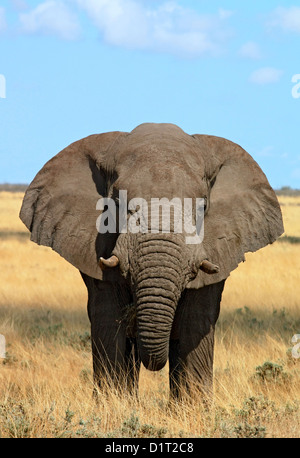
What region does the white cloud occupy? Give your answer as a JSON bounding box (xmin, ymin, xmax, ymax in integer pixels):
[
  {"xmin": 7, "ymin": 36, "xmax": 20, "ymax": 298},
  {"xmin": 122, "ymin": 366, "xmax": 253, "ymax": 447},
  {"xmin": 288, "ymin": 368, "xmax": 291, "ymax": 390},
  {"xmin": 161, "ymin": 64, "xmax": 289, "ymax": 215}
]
[
  {"xmin": 0, "ymin": 7, "xmax": 7, "ymax": 32},
  {"xmin": 76, "ymin": 0, "xmax": 233, "ymax": 57},
  {"xmin": 19, "ymin": 1, "xmax": 81, "ymax": 40},
  {"xmin": 249, "ymin": 67, "xmax": 283, "ymax": 85},
  {"xmin": 267, "ymin": 6, "xmax": 300, "ymax": 34},
  {"xmin": 15, "ymin": 0, "xmax": 233, "ymax": 55},
  {"xmin": 77, "ymin": 0, "xmax": 150, "ymax": 49},
  {"xmin": 238, "ymin": 41, "xmax": 262, "ymax": 59}
]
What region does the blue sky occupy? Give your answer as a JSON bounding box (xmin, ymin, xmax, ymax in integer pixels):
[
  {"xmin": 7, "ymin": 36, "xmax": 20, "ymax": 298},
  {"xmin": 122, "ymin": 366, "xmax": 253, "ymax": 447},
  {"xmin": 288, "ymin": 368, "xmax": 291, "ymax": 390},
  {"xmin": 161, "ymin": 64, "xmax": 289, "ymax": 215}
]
[{"xmin": 0, "ymin": 0, "xmax": 299, "ymax": 188}]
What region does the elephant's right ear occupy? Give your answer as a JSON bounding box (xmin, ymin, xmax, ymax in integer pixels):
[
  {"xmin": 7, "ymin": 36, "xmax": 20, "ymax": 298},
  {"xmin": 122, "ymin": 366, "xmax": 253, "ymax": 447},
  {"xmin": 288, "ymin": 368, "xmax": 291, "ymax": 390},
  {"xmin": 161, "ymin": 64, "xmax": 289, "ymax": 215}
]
[{"xmin": 19, "ymin": 132, "xmax": 127, "ymax": 280}]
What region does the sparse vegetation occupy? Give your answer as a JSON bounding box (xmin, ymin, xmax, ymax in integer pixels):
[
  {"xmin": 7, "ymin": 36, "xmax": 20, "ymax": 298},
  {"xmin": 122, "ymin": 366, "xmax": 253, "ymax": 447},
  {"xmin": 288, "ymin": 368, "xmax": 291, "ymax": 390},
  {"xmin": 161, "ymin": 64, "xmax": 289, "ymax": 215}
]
[{"xmin": 0, "ymin": 191, "xmax": 299, "ymax": 437}]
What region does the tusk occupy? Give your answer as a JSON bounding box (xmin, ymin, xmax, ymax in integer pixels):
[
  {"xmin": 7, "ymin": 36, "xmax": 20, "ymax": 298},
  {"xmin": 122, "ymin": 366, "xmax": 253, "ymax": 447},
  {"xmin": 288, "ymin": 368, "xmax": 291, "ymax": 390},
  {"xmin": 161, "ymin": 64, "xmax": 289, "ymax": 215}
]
[
  {"xmin": 199, "ymin": 259, "xmax": 220, "ymax": 274},
  {"xmin": 99, "ymin": 255, "xmax": 119, "ymax": 270}
]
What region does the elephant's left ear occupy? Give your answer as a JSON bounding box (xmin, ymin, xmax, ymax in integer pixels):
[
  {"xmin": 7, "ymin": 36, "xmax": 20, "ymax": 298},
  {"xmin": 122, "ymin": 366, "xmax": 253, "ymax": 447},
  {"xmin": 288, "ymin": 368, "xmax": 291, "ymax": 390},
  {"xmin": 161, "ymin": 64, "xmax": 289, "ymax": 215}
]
[
  {"xmin": 19, "ymin": 132, "xmax": 127, "ymax": 280},
  {"xmin": 188, "ymin": 134, "xmax": 284, "ymax": 288}
]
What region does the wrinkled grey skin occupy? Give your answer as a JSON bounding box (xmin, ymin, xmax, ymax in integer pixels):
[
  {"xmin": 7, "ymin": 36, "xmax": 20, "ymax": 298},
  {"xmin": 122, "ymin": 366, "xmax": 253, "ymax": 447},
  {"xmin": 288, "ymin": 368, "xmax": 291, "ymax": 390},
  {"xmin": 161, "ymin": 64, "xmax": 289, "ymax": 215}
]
[{"xmin": 20, "ymin": 123, "xmax": 284, "ymax": 399}]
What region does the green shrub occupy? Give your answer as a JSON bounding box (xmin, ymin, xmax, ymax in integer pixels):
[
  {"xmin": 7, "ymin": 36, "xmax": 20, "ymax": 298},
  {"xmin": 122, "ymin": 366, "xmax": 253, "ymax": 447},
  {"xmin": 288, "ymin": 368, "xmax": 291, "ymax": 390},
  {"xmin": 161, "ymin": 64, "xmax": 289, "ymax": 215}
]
[{"xmin": 254, "ymin": 361, "xmax": 290, "ymax": 384}]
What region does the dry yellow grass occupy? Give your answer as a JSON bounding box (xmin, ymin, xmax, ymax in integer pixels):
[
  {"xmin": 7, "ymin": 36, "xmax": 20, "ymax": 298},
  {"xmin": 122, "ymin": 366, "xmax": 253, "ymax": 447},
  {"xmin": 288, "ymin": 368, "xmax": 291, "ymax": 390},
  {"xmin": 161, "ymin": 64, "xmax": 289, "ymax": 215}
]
[
  {"xmin": 278, "ymin": 195, "xmax": 300, "ymax": 237},
  {"xmin": 0, "ymin": 192, "xmax": 299, "ymax": 438},
  {"xmin": 0, "ymin": 192, "xmax": 27, "ymax": 233}
]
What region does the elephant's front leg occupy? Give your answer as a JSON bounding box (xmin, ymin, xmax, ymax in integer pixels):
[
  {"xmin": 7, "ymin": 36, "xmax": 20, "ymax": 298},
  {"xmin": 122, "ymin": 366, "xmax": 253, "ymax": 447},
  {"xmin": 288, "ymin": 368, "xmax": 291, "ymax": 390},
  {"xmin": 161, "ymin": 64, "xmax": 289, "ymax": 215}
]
[
  {"xmin": 169, "ymin": 281, "xmax": 225, "ymax": 400},
  {"xmin": 81, "ymin": 274, "xmax": 140, "ymax": 394}
]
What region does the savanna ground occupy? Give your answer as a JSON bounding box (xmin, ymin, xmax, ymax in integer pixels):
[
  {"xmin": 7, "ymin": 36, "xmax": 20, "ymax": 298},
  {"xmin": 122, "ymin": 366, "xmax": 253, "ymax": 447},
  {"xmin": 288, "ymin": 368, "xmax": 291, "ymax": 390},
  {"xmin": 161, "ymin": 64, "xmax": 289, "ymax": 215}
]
[{"xmin": 0, "ymin": 190, "xmax": 299, "ymax": 438}]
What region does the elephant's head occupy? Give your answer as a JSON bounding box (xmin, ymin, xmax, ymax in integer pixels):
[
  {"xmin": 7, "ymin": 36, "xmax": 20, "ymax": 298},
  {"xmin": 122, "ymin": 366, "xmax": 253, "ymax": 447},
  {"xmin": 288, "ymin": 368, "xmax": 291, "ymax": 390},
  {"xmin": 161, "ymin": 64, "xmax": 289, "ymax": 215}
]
[{"xmin": 20, "ymin": 123, "xmax": 284, "ymax": 371}]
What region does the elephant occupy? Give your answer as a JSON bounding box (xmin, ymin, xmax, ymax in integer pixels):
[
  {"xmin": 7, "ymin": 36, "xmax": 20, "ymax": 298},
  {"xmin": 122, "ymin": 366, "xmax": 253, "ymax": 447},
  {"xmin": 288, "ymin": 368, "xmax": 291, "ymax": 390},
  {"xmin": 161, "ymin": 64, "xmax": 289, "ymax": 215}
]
[{"xmin": 19, "ymin": 123, "xmax": 284, "ymax": 400}]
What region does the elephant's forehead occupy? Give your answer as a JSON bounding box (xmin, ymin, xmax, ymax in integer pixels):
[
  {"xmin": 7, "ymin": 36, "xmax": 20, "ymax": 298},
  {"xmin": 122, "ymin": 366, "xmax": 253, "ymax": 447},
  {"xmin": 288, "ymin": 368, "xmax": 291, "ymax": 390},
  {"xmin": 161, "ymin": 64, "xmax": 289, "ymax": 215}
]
[
  {"xmin": 115, "ymin": 154, "xmax": 207, "ymax": 200},
  {"xmin": 108, "ymin": 123, "xmax": 207, "ymax": 199}
]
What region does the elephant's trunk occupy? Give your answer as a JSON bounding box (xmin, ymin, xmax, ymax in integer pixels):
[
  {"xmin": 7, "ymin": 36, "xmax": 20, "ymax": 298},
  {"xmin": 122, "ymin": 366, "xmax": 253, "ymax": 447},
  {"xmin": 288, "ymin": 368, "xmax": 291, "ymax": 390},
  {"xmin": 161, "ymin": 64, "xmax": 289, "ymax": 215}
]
[{"xmin": 133, "ymin": 234, "xmax": 185, "ymax": 371}]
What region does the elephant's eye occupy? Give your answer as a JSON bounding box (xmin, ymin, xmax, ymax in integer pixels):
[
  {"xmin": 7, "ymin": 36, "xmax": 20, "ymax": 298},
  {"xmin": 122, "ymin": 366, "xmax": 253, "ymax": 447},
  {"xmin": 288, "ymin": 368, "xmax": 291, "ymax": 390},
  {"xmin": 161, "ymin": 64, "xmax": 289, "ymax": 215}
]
[
  {"xmin": 128, "ymin": 207, "xmax": 142, "ymax": 225},
  {"xmin": 203, "ymin": 197, "xmax": 208, "ymax": 214},
  {"xmin": 128, "ymin": 208, "xmax": 138, "ymax": 216}
]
